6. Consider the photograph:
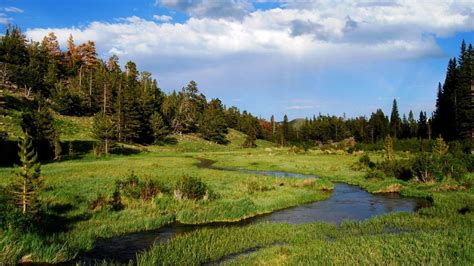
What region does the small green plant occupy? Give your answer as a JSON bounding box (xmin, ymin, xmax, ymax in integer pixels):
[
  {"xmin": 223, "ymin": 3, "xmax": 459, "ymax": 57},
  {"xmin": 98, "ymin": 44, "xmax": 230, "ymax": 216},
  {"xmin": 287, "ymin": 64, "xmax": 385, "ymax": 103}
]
[
  {"xmin": 247, "ymin": 180, "xmax": 274, "ymax": 194},
  {"xmin": 384, "ymin": 135, "xmax": 394, "ymax": 161},
  {"xmin": 432, "ymin": 136, "xmax": 449, "ymax": 156},
  {"xmin": 11, "ymin": 132, "xmax": 42, "ymax": 216}
]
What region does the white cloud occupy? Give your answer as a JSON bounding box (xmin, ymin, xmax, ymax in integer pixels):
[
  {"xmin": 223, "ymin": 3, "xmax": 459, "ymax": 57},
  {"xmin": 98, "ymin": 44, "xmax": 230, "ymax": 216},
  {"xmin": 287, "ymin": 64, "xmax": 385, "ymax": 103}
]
[
  {"xmin": 24, "ymin": 1, "xmax": 474, "ymax": 93},
  {"xmin": 157, "ymin": 0, "xmax": 253, "ymax": 20},
  {"xmin": 285, "ymin": 105, "xmax": 314, "ymax": 110},
  {"xmin": 0, "ymin": 13, "xmax": 11, "ymax": 24},
  {"xmin": 4, "ymin": 6, "xmax": 24, "ymax": 13},
  {"xmin": 153, "ymin": 14, "xmax": 173, "ymax": 22}
]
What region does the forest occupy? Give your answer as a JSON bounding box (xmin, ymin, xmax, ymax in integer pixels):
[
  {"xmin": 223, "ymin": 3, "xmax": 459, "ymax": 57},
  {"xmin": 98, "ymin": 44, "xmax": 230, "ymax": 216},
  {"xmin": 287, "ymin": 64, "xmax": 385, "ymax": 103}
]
[
  {"xmin": 0, "ymin": 25, "xmax": 473, "ymax": 265},
  {"xmin": 1, "ymin": 26, "xmax": 473, "ymax": 159}
]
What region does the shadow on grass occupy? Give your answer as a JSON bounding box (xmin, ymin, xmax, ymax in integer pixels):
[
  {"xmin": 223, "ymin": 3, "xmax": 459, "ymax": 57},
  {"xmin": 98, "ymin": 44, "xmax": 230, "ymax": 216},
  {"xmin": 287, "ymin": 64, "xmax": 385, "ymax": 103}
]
[
  {"xmin": 110, "ymin": 146, "xmax": 142, "ymax": 155},
  {"xmin": 39, "ymin": 202, "xmax": 91, "ymax": 235}
]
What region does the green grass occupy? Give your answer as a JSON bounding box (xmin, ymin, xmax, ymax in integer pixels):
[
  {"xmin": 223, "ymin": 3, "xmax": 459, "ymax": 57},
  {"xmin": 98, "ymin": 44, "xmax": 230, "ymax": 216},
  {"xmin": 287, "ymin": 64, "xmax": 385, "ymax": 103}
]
[
  {"xmin": 0, "ymin": 149, "xmax": 329, "ymax": 263},
  {"xmin": 54, "ymin": 114, "xmax": 94, "ymax": 141},
  {"xmin": 0, "ymin": 137, "xmax": 472, "ymax": 264},
  {"xmin": 137, "ymin": 210, "xmax": 473, "ymax": 265}
]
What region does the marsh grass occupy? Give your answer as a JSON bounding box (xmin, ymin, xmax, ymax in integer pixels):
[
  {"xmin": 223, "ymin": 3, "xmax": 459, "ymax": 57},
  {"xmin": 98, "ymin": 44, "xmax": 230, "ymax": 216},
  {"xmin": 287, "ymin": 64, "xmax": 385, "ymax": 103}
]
[
  {"xmin": 0, "ymin": 143, "xmax": 472, "ymax": 263},
  {"xmin": 0, "ymin": 149, "xmax": 330, "ymax": 263}
]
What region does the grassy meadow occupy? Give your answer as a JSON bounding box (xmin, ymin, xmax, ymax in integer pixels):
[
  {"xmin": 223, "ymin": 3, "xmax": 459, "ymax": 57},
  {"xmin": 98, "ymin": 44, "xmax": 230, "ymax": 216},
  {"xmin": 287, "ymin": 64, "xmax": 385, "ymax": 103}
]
[{"xmin": 0, "ymin": 126, "xmax": 473, "ymax": 264}]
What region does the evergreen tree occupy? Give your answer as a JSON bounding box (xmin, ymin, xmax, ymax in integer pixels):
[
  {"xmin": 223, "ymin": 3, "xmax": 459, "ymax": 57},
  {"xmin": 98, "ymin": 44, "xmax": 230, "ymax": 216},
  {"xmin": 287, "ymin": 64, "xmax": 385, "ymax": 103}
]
[
  {"xmin": 408, "ymin": 110, "xmax": 418, "ymax": 138},
  {"xmin": 0, "ymin": 26, "xmax": 28, "ymax": 88},
  {"xmin": 389, "ymin": 98, "xmax": 401, "ymax": 138},
  {"xmin": 433, "ymin": 136, "xmax": 449, "ymax": 156},
  {"xmin": 199, "ymin": 99, "xmax": 228, "ymax": 144},
  {"xmin": 270, "ymin": 115, "xmax": 276, "ymax": 135},
  {"xmin": 11, "ymin": 131, "xmax": 42, "ymax": 215},
  {"xmin": 121, "ymin": 61, "xmax": 142, "ymax": 142},
  {"xmin": 172, "ymin": 81, "xmax": 205, "ymax": 134},
  {"xmin": 21, "ymin": 96, "xmax": 57, "ymax": 160},
  {"xmin": 282, "ymin": 114, "xmax": 290, "ymax": 145},
  {"xmin": 91, "ymin": 112, "xmax": 115, "ymax": 155},
  {"xmin": 242, "ymin": 129, "xmax": 257, "ymax": 148},
  {"xmin": 417, "ymin": 111, "xmax": 428, "ymax": 139},
  {"xmin": 149, "ymin": 112, "xmax": 169, "ymax": 144},
  {"xmin": 368, "ymin": 109, "xmax": 389, "ymax": 143}
]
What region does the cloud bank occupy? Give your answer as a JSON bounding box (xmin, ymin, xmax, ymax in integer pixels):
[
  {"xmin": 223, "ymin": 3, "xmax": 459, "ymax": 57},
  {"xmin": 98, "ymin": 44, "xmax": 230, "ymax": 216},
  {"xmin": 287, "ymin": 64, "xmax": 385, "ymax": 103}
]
[{"xmin": 23, "ymin": 0, "xmax": 474, "ymax": 116}]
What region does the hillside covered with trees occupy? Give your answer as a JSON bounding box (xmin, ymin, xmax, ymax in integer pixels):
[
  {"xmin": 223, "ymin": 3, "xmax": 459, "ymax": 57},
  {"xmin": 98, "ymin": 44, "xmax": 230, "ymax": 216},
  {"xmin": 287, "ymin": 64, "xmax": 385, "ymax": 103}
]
[{"xmin": 0, "ymin": 25, "xmax": 473, "ymax": 161}]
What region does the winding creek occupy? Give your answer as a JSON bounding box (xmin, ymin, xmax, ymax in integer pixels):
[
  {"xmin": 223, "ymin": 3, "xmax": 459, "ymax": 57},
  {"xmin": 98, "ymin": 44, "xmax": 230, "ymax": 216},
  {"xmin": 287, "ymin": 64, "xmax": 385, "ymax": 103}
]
[{"xmin": 77, "ymin": 159, "xmax": 430, "ymax": 263}]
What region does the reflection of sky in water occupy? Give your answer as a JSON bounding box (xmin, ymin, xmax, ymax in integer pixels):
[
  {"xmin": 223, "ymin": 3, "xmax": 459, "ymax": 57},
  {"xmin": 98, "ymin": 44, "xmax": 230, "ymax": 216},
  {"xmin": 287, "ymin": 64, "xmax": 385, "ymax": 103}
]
[{"xmin": 251, "ymin": 183, "xmax": 426, "ymax": 224}]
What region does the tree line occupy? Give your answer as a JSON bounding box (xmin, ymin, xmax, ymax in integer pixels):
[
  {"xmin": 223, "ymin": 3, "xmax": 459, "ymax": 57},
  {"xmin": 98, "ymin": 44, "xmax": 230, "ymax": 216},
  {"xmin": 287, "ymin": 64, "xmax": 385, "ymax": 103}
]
[{"xmin": 266, "ymin": 40, "xmax": 472, "ymax": 150}]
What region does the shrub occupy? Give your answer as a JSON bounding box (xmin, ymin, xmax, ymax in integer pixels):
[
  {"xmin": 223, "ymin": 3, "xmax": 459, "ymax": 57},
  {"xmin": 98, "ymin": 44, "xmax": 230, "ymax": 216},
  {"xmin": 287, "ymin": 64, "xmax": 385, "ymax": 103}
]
[
  {"xmin": 174, "ymin": 176, "xmax": 210, "ymax": 200},
  {"xmin": 140, "ymin": 181, "xmax": 166, "ymax": 201},
  {"xmin": 376, "ymin": 159, "xmax": 413, "ymax": 181},
  {"xmin": 365, "ymin": 169, "xmax": 386, "ymax": 180},
  {"xmin": 116, "ymin": 172, "xmax": 168, "ymax": 201},
  {"xmin": 438, "ymin": 154, "xmax": 468, "ymax": 180},
  {"xmin": 116, "ymin": 172, "xmax": 140, "ymax": 199},
  {"xmin": 411, "ymin": 153, "xmax": 443, "ymax": 183},
  {"xmin": 358, "ymin": 154, "xmax": 375, "ymax": 168},
  {"xmin": 89, "ymin": 190, "xmax": 123, "ymax": 212}
]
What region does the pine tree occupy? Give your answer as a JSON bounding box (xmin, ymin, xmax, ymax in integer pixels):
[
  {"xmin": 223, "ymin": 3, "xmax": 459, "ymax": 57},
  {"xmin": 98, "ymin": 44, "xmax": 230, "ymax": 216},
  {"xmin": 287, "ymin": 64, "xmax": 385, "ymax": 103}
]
[
  {"xmin": 199, "ymin": 99, "xmax": 228, "ymax": 144},
  {"xmin": 91, "ymin": 112, "xmax": 115, "ymax": 155},
  {"xmin": 121, "ymin": 61, "xmax": 143, "ymax": 142},
  {"xmin": 389, "ymin": 99, "xmax": 401, "ymax": 138},
  {"xmin": 21, "ymin": 96, "xmax": 57, "ymax": 160},
  {"xmin": 270, "ymin": 115, "xmax": 275, "ymax": 135},
  {"xmin": 418, "ymin": 111, "xmax": 428, "ymax": 139},
  {"xmin": 172, "ymin": 81, "xmax": 205, "ymax": 134},
  {"xmin": 11, "ymin": 132, "xmax": 42, "ymax": 215},
  {"xmin": 149, "ymin": 112, "xmax": 169, "ymax": 144},
  {"xmin": 41, "ymin": 32, "xmax": 62, "ymax": 61},
  {"xmin": 0, "ymin": 26, "xmax": 29, "ymax": 88},
  {"xmin": 282, "ymin": 114, "xmax": 290, "ymax": 145},
  {"xmin": 408, "ymin": 110, "xmax": 418, "ymax": 138},
  {"xmin": 457, "ymin": 40, "xmax": 473, "ymax": 142},
  {"xmin": 242, "ymin": 129, "xmax": 257, "ymax": 148}
]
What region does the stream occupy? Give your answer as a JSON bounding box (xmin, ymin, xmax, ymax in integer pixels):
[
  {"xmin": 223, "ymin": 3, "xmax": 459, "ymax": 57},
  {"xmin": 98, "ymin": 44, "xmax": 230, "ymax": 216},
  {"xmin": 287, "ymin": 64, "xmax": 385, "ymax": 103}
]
[{"xmin": 77, "ymin": 159, "xmax": 430, "ymax": 263}]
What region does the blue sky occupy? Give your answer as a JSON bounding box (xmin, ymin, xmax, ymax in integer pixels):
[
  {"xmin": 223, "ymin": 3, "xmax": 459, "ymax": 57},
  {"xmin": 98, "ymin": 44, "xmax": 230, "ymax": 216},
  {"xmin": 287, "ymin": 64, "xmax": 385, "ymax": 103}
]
[{"xmin": 1, "ymin": 0, "xmax": 473, "ymax": 121}]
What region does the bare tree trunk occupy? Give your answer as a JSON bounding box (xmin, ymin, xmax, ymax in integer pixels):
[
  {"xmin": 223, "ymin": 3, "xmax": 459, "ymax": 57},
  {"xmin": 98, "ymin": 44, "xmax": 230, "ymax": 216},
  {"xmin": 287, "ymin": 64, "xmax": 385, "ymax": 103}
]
[
  {"xmin": 89, "ymin": 71, "xmax": 92, "ymax": 109},
  {"xmin": 22, "ymin": 180, "xmax": 27, "ymax": 214},
  {"xmin": 105, "ymin": 138, "xmax": 109, "ymax": 155},
  {"xmin": 118, "ymin": 83, "xmax": 122, "ymax": 141},
  {"xmin": 103, "ymin": 82, "xmax": 107, "ymax": 113},
  {"xmin": 79, "ymin": 65, "xmax": 83, "ymax": 88}
]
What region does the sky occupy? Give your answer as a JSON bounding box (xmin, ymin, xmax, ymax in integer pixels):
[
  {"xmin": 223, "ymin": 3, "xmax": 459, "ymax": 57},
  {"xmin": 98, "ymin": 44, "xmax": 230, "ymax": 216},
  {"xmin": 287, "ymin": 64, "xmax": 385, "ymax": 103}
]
[{"xmin": 1, "ymin": 0, "xmax": 473, "ymax": 121}]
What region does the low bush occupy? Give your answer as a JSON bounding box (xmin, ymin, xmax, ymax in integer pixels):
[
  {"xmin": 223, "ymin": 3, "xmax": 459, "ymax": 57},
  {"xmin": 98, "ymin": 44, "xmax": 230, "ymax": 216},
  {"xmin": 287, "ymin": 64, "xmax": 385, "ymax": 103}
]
[
  {"xmin": 89, "ymin": 190, "xmax": 123, "ymax": 212},
  {"xmin": 116, "ymin": 172, "xmax": 169, "ymax": 201},
  {"xmin": 376, "ymin": 159, "xmax": 413, "ymax": 181},
  {"xmin": 365, "ymin": 169, "xmax": 387, "ymax": 180},
  {"xmin": 174, "ymin": 176, "xmax": 214, "ymax": 201}
]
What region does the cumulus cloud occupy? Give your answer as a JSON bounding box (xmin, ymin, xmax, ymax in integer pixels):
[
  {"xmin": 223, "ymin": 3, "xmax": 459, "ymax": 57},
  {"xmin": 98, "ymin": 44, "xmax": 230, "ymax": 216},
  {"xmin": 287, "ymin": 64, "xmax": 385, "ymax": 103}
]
[
  {"xmin": 24, "ymin": 1, "xmax": 474, "ymax": 93},
  {"xmin": 153, "ymin": 14, "xmax": 173, "ymax": 22},
  {"xmin": 157, "ymin": 0, "xmax": 254, "ymax": 20}
]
